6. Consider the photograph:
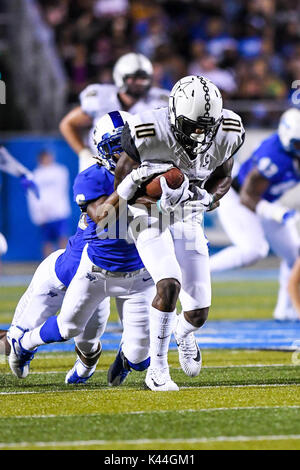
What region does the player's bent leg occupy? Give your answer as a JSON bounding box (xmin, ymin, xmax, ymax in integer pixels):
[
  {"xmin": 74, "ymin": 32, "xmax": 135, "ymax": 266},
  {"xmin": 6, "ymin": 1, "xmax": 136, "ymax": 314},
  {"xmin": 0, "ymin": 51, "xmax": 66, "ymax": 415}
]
[
  {"xmin": 144, "ymin": 278, "xmax": 180, "ymax": 391},
  {"xmin": 210, "ymin": 188, "xmax": 269, "ymax": 272},
  {"xmin": 262, "ymin": 217, "xmax": 300, "ymax": 320},
  {"xmin": 65, "ymin": 342, "xmax": 102, "ymax": 384},
  {"xmin": 174, "ymin": 308, "xmax": 209, "ymax": 377},
  {"xmin": 108, "ymin": 347, "xmax": 151, "ymax": 387},
  {"xmin": 108, "ymin": 287, "xmax": 152, "ymax": 387},
  {"xmin": 172, "ymin": 224, "xmax": 210, "ymax": 377},
  {"xmin": 10, "ymin": 249, "xmax": 66, "ymax": 331},
  {"xmin": 66, "ymin": 298, "xmax": 110, "ymax": 384},
  {"xmin": 210, "ymin": 243, "xmax": 269, "ymax": 272},
  {"xmin": 133, "ymin": 226, "xmax": 182, "ymax": 390}
]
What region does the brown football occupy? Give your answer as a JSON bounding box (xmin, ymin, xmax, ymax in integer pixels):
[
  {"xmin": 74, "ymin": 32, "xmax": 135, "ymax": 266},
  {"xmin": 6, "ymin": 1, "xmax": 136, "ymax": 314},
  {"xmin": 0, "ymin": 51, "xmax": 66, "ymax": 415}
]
[{"xmin": 144, "ymin": 167, "xmax": 184, "ymax": 199}]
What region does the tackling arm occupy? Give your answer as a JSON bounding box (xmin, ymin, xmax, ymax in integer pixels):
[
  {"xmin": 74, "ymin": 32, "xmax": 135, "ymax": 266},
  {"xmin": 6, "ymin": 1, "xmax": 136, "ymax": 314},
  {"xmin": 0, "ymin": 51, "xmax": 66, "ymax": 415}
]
[
  {"xmin": 87, "ymin": 184, "xmax": 156, "ymax": 231},
  {"xmin": 114, "ymin": 152, "xmax": 139, "ymax": 189},
  {"xmin": 87, "ymin": 193, "xmax": 120, "ymax": 229}
]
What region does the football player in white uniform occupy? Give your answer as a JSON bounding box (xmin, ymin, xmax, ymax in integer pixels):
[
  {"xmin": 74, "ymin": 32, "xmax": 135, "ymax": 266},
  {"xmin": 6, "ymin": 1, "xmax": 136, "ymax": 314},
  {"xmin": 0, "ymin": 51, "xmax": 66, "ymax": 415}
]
[
  {"xmin": 59, "ymin": 53, "xmax": 169, "ymax": 172},
  {"xmin": 113, "ymin": 75, "xmax": 245, "ymax": 390}
]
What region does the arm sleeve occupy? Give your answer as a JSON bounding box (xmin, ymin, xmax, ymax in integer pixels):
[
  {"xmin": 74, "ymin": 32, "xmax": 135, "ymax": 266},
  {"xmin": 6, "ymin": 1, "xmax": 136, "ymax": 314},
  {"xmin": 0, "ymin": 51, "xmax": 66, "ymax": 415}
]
[{"xmin": 121, "ymin": 122, "xmax": 141, "ymax": 163}]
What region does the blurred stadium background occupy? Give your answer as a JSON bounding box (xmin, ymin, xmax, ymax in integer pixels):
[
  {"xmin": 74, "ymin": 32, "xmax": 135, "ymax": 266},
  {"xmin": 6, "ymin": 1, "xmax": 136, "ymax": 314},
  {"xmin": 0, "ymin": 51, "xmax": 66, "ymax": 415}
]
[{"xmin": 1, "ymin": 0, "xmax": 300, "ymax": 264}]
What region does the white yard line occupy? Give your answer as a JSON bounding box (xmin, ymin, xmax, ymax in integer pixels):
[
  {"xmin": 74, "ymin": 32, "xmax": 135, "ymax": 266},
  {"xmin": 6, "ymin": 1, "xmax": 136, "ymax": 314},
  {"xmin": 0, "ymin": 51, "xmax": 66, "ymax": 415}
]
[
  {"xmin": 0, "ymin": 363, "xmax": 294, "ymax": 376},
  {"xmin": 0, "ymin": 382, "xmax": 299, "ymax": 396},
  {"xmin": 0, "ymin": 435, "xmax": 300, "ymax": 449},
  {"xmin": 2, "ymin": 405, "xmax": 300, "ymax": 420}
]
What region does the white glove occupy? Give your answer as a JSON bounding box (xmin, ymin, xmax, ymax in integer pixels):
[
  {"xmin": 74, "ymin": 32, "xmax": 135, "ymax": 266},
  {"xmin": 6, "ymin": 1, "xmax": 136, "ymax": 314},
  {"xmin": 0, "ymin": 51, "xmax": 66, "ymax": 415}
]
[
  {"xmin": 184, "ymin": 187, "xmax": 214, "ymax": 212},
  {"xmin": 117, "ymin": 162, "xmax": 174, "ymax": 201},
  {"xmin": 157, "ymin": 175, "xmax": 191, "ymax": 214},
  {"xmin": 78, "ymin": 148, "xmax": 96, "ymax": 172},
  {"xmin": 256, "ymin": 200, "xmax": 296, "ymax": 224}
]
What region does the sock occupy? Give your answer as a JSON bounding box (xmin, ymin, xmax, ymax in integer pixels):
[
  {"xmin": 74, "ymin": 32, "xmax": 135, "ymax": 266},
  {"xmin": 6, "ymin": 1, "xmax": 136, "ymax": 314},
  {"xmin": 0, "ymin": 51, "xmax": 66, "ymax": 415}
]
[
  {"xmin": 75, "ymin": 358, "xmax": 96, "ymax": 377},
  {"xmin": 175, "ymin": 312, "xmax": 198, "ymax": 341},
  {"xmin": 21, "ymin": 316, "xmax": 65, "ymax": 351},
  {"xmin": 149, "ymin": 306, "xmax": 176, "ymax": 369},
  {"xmin": 127, "ymin": 356, "xmax": 150, "ymax": 371}
]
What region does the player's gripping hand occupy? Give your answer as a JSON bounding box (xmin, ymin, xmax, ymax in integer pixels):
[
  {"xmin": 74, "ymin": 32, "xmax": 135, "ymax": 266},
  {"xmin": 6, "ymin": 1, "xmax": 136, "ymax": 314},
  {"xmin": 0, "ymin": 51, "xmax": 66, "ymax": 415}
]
[
  {"xmin": 117, "ymin": 162, "xmax": 174, "ymax": 201},
  {"xmin": 157, "ymin": 175, "xmax": 191, "ymax": 214},
  {"xmin": 184, "ymin": 186, "xmax": 216, "ymax": 212},
  {"xmin": 19, "ymin": 174, "xmax": 40, "ymax": 199}
]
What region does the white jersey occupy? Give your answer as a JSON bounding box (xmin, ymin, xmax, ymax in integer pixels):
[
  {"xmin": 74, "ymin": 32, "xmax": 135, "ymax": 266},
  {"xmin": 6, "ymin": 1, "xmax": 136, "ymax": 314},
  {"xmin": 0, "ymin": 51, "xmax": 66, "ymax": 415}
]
[
  {"xmin": 79, "ymin": 83, "xmax": 170, "ymax": 151},
  {"xmin": 122, "ymin": 107, "xmax": 245, "ymax": 186}
]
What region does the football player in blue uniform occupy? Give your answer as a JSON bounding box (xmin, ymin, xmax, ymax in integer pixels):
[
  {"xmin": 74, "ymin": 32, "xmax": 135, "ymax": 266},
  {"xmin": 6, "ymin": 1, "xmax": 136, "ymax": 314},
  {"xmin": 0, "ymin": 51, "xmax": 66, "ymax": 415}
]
[
  {"xmin": 210, "ymin": 108, "xmax": 300, "ymax": 320},
  {"xmin": 7, "ymin": 111, "xmax": 171, "ymax": 387}
]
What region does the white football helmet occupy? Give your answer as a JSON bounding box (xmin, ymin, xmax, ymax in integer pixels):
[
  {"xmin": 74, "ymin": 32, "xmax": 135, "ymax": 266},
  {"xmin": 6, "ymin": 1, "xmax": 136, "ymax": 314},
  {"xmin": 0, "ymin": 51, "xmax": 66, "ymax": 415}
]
[
  {"xmin": 93, "ymin": 110, "xmax": 132, "ymax": 173},
  {"xmin": 169, "ymin": 75, "xmax": 223, "ymax": 156},
  {"xmin": 278, "ymin": 108, "xmax": 300, "ymax": 158},
  {"xmin": 113, "ymin": 52, "xmax": 153, "ymax": 97}
]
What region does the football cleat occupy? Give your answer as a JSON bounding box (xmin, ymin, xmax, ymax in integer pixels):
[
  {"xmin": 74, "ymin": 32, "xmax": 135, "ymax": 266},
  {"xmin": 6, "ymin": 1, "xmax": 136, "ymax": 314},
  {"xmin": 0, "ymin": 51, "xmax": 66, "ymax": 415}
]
[
  {"xmin": 65, "ymin": 343, "xmax": 102, "ymax": 384},
  {"xmin": 107, "ymin": 348, "xmax": 131, "ymax": 386},
  {"xmin": 145, "ymin": 367, "xmax": 179, "ymax": 391},
  {"xmin": 7, "ymin": 325, "xmax": 37, "ymax": 379},
  {"xmin": 273, "ymin": 306, "xmax": 299, "ymax": 322},
  {"xmin": 174, "ymin": 324, "xmax": 202, "ymax": 377},
  {"xmin": 65, "ymin": 359, "xmax": 96, "ymax": 384}
]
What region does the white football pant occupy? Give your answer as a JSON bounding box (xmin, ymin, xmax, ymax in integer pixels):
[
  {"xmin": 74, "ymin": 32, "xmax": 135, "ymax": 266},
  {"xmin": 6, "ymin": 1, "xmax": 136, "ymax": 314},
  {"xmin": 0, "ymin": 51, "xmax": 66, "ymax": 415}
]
[
  {"xmin": 130, "ymin": 216, "xmax": 211, "ymax": 311},
  {"xmin": 56, "ymin": 245, "xmax": 155, "ymax": 364},
  {"xmin": 11, "ymin": 249, "xmax": 110, "ymax": 354}
]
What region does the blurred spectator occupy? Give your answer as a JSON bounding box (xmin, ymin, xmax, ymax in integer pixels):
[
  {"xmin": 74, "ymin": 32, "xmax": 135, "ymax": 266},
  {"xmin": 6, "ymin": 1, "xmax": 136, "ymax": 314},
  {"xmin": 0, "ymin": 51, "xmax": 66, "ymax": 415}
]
[
  {"xmin": 188, "ymin": 54, "xmax": 237, "ymax": 97},
  {"xmin": 34, "ymin": 0, "xmax": 300, "ymax": 128},
  {"xmin": 93, "ymin": 0, "xmax": 129, "ymax": 17},
  {"xmin": 27, "ymin": 150, "xmax": 71, "ymax": 259}
]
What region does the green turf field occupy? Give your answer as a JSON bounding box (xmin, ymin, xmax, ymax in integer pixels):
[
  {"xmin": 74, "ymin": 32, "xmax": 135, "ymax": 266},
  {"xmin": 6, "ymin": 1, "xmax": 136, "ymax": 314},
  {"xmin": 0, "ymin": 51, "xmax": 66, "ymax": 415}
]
[{"xmin": 0, "ymin": 281, "xmax": 299, "ymax": 450}]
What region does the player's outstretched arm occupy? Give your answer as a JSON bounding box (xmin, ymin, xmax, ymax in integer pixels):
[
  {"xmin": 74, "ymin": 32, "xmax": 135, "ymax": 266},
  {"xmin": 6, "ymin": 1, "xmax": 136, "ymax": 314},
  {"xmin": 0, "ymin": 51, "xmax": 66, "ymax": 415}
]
[
  {"xmin": 288, "ymin": 258, "xmax": 300, "ymax": 319},
  {"xmin": 59, "ymin": 106, "xmax": 93, "ymax": 155},
  {"xmin": 239, "ymin": 168, "xmax": 270, "ymax": 211}
]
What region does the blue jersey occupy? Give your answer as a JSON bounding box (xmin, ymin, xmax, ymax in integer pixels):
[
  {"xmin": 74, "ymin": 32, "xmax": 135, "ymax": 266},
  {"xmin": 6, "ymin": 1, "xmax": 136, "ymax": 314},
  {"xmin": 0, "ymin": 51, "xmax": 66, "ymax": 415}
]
[
  {"xmin": 237, "ymin": 133, "xmax": 300, "ymax": 202},
  {"xmin": 55, "ymin": 216, "xmax": 87, "ymax": 287},
  {"xmin": 73, "ymin": 164, "xmax": 144, "ymax": 272}
]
